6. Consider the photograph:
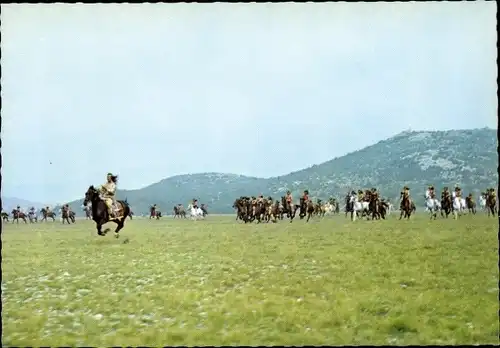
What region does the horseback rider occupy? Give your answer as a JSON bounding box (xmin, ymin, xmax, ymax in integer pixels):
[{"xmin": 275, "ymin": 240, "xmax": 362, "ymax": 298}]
[
  {"xmin": 428, "ymin": 185, "xmax": 435, "ymax": 198},
  {"xmin": 64, "ymin": 204, "xmax": 72, "ymax": 216},
  {"xmin": 302, "ymin": 190, "xmax": 309, "ymax": 202},
  {"xmin": 467, "ymin": 193, "xmax": 474, "ymax": 203},
  {"xmin": 442, "ymin": 187, "xmax": 450, "ymax": 200},
  {"xmin": 357, "ymin": 190, "xmax": 364, "ymax": 202},
  {"xmin": 98, "ymin": 172, "xmax": 118, "ymax": 219},
  {"xmin": 454, "ymin": 186, "xmax": 462, "ymax": 198},
  {"xmin": 257, "ymin": 194, "xmax": 264, "ymax": 204},
  {"xmin": 400, "ymin": 186, "xmax": 410, "ymax": 208},
  {"xmin": 371, "ymin": 188, "xmax": 379, "ymax": 200},
  {"xmin": 192, "ymin": 199, "xmax": 198, "ymax": 209},
  {"xmin": 285, "ymin": 190, "xmax": 293, "ymax": 208}
]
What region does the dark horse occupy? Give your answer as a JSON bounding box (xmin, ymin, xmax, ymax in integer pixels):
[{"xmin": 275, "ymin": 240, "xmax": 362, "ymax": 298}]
[
  {"xmin": 62, "ymin": 208, "xmax": 76, "ymax": 224},
  {"xmin": 11, "ymin": 209, "xmax": 28, "ymax": 224},
  {"xmin": 83, "ymin": 186, "xmax": 131, "ymax": 238},
  {"xmin": 173, "ymin": 205, "xmax": 186, "ymax": 218},
  {"xmin": 40, "ymin": 208, "xmax": 57, "ymax": 222},
  {"xmin": 399, "ymin": 193, "xmax": 412, "ymax": 220},
  {"xmin": 200, "ymin": 204, "xmax": 208, "ymax": 217},
  {"xmin": 299, "ymin": 198, "xmax": 315, "ymax": 222}
]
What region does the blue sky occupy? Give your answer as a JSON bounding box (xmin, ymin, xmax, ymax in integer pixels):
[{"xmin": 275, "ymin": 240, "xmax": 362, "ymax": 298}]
[{"xmin": 1, "ymin": 2, "xmax": 497, "ymax": 204}]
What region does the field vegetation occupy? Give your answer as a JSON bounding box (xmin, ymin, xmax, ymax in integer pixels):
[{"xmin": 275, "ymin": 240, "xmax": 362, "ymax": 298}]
[{"xmin": 2, "ymin": 214, "xmax": 498, "ymax": 345}]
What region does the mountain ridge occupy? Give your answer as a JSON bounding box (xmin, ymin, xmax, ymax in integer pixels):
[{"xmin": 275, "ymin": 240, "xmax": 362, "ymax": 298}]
[
  {"xmin": 55, "ymin": 127, "xmax": 497, "ymax": 215},
  {"xmin": 1, "ymin": 197, "xmax": 49, "ymax": 212}
]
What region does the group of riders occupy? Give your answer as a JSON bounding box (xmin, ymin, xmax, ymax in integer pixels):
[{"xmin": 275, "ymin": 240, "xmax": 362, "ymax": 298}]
[
  {"xmin": 424, "ymin": 185, "xmax": 497, "ymax": 214},
  {"xmin": 232, "ymin": 185, "xmax": 497, "ymax": 223},
  {"xmin": 3, "ymin": 204, "xmax": 75, "ymax": 223},
  {"xmin": 233, "ymin": 190, "xmax": 343, "ymax": 223},
  {"xmin": 4, "ymin": 173, "xmax": 497, "ymax": 224}
]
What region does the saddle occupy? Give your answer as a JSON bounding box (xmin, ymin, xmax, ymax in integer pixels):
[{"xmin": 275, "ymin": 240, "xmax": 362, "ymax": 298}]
[{"xmin": 111, "ymin": 201, "xmax": 124, "ymax": 218}]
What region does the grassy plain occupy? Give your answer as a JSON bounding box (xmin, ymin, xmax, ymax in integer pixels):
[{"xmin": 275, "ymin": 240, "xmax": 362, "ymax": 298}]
[{"xmin": 1, "ymin": 213, "xmax": 498, "ymax": 346}]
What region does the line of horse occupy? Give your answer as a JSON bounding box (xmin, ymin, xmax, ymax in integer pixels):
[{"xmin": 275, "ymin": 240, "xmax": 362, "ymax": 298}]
[
  {"xmin": 2, "ymin": 208, "xmax": 67, "ymax": 224},
  {"xmin": 232, "ymin": 190, "xmax": 497, "ymax": 223},
  {"xmin": 423, "ymin": 191, "xmax": 497, "ymax": 220},
  {"xmin": 233, "ymin": 196, "xmax": 343, "ymax": 223}
]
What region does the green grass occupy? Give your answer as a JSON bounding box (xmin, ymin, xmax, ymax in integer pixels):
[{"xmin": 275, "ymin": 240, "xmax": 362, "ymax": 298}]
[{"xmin": 2, "ymin": 214, "xmax": 498, "ymax": 346}]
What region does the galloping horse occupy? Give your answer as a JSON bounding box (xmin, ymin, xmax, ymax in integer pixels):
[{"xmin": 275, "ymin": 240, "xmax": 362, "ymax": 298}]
[
  {"xmin": 11, "ymin": 209, "xmax": 28, "ymax": 224},
  {"xmin": 486, "ymin": 191, "xmax": 497, "ymax": 217},
  {"xmin": 280, "ymin": 196, "xmax": 299, "ymax": 222},
  {"xmin": 40, "ymin": 208, "xmax": 57, "ymax": 222},
  {"xmin": 348, "ymin": 194, "xmax": 369, "ymax": 221},
  {"xmin": 84, "ymin": 185, "xmax": 131, "ymax": 238},
  {"xmin": 465, "ymin": 196, "xmax": 476, "ymax": 215},
  {"xmin": 399, "ymin": 192, "xmax": 412, "ymax": 220},
  {"xmin": 28, "ymin": 211, "xmax": 38, "ymax": 223},
  {"xmin": 441, "ymin": 194, "xmax": 452, "ymax": 218},
  {"xmin": 424, "ymin": 190, "xmax": 440, "ymax": 220},
  {"xmin": 62, "ymin": 208, "xmax": 76, "ymax": 224},
  {"xmin": 173, "ymin": 205, "xmax": 186, "ymax": 218},
  {"xmin": 299, "ymin": 198, "xmax": 315, "ymax": 222},
  {"xmin": 187, "ymin": 204, "xmax": 204, "ymax": 220},
  {"xmin": 2, "ymin": 212, "xmax": 9, "ymax": 222}
]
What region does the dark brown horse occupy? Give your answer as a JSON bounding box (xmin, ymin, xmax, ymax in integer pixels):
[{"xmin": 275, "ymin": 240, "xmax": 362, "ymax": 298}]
[
  {"xmin": 11, "ymin": 209, "xmax": 28, "ymax": 224},
  {"xmin": 441, "ymin": 194, "xmax": 452, "ymax": 218},
  {"xmin": 251, "ymin": 200, "xmax": 267, "ymax": 223},
  {"xmin": 281, "ymin": 196, "xmax": 299, "ymax": 222},
  {"xmin": 486, "ymin": 191, "xmax": 497, "ymax": 217},
  {"xmin": 235, "ymin": 197, "xmax": 251, "ymax": 223},
  {"xmin": 62, "ymin": 207, "xmax": 76, "ymax": 224},
  {"xmin": 83, "ymin": 185, "xmax": 131, "ymax": 238},
  {"xmin": 299, "ymin": 198, "xmax": 315, "ymax": 222},
  {"xmin": 40, "ymin": 208, "xmax": 57, "ymax": 222},
  {"xmin": 173, "ymin": 205, "xmax": 186, "ymax": 218},
  {"xmin": 465, "ymin": 196, "xmax": 476, "ymax": 215},
  {"xmin": 369, "ymin": 195, "xmax": 381, "ymax": 220},
  {"xmin": 399, "ymin": 193, "xmax": 412, "ymax": 220}
]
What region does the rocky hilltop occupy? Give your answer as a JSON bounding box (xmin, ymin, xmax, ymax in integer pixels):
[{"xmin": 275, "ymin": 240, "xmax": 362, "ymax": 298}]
[{"xmin": 64, "ymin": 128, "xmax": 497, "ymax": 215}]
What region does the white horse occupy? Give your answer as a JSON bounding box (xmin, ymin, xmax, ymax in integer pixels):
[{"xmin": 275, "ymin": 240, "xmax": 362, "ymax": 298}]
[
  {"xmin": 349, "ymin": 195, "xmax": 369, "ymax": 221},
  {"xmin": 424, "ymin": 190, "xmax": 440, "ymax": 219},
  {"xmin": 187, "ymin": 204, "xmax": 204, "ymax": 220},
  {"xmin": 324, "ymin": 203, "xmax": 335, "ymax": 215},
  {"xmin": 386, "ymin": 202, "xmax": 394, "ymax": 215},
  {"xmin": 451, "ymin": 191, "xmax": 466, "ymax": 219},
  {"xmin": 479, "ymin": 195, "xmax": 487, "ymax": 212}
]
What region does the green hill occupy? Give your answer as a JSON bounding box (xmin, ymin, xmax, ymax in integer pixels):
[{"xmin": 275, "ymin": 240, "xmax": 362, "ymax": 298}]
[{"xmin": 64, "ymin": 128, "xmax": 498, "ymax": 215}]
